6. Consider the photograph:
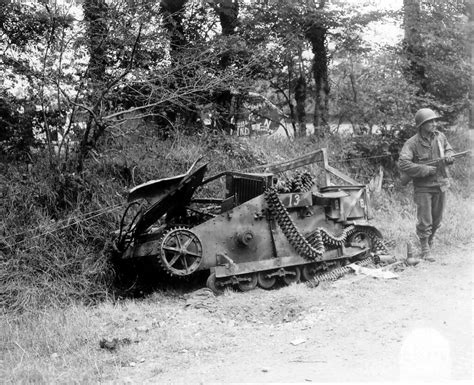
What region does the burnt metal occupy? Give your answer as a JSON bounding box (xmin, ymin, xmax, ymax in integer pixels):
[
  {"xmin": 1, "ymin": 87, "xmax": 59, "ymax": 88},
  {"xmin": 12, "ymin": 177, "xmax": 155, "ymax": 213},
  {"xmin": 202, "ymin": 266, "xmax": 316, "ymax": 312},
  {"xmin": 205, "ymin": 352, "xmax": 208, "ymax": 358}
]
[{"xmin": 114, "ymin": 148, "xmax": 389, "ymax": 292}]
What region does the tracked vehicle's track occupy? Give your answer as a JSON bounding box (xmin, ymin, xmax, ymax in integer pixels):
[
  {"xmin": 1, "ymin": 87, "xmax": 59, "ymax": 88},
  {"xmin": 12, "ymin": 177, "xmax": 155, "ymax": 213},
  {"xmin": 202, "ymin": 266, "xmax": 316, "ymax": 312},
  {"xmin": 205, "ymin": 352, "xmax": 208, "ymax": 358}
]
[
  {"xmin": 356, "ymin": 226, "xmax": 389, "ymax": 255},
  {"xmin": 314, "ymin": 226, "xmax": 356, "ymax": 248},
  {"xmin": 306, "ymin": 256, "xmax": 375, "ymax": 288}
]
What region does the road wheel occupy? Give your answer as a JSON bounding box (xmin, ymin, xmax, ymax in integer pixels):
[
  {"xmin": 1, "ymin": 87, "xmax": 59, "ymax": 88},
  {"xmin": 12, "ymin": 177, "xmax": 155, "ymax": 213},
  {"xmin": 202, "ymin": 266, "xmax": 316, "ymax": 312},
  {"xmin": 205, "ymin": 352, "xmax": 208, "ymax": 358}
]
[
  {"xmin": 282, "ymin": 266, "xmax": 301, "ymax": 285},
  {"xmin": 257, "ymin": 270, "xmax": 276, "ymax": 290},
  {"xmin": 206, "ymin": 273, "xmax": 225, "ymax": 294},
  {"xmin": 238, "ymin": 273, "xmax": 258, "ymax": 292},
  {"xmin": 302, "ymin": 264, "xmax": 317, "ymax": 281}
]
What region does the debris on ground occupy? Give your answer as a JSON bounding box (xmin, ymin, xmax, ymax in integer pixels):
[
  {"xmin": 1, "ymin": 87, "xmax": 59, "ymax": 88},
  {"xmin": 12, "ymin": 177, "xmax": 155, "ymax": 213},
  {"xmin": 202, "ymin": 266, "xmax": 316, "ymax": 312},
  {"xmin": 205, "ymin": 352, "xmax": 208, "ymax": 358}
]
[
  {"xmin": 347, "ymin": 264, "xmax": 399, "ymax": 279},
  {"xmin": 290, "ymin": 337, "xmax": 307, "ymax": 346},
  {"xmin": 99, "ymin": 337, "xmax": 132, "ymax": 351},
  {"xmin": 184, "ymin": 287, "xmax": 217, "ymax": 311}
]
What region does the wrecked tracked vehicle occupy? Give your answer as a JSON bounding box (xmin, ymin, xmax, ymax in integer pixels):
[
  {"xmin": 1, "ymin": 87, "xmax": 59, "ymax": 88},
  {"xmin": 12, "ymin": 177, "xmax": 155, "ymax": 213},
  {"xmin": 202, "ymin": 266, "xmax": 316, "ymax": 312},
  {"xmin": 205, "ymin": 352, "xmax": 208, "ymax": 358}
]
[{"xmin": 114, "ymin": 149, "xmax": 388, "ymax": 293}]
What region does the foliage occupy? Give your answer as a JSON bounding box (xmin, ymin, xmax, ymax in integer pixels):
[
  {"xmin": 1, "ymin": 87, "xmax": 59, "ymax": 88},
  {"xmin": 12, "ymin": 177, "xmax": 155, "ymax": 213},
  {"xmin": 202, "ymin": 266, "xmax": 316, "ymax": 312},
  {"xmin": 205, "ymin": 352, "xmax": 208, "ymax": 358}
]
[
  {"xmin": 0, "ymin": 92, "xmax": 37, "ymax": 161},
  {"xmin": 333, "ymin": 47, "xmax": 413, "ymax": 131},
  {"xmin": 0, "ymin": 1, "xmax": 73, "ymax": 161},
  {"xmin": 0, "ymin": 160, "xmax": 120, "ymax": 312},
  {"xmin": 401, "ymin": 0, "xmax": 470, "ymax": 120},
  {"xmin": 0, "ymin": 1, "xmax": 249, "ymax": 169},
  {"xmin": 1, "ymin": 0, "xmax": 470, "ymax": 167}
]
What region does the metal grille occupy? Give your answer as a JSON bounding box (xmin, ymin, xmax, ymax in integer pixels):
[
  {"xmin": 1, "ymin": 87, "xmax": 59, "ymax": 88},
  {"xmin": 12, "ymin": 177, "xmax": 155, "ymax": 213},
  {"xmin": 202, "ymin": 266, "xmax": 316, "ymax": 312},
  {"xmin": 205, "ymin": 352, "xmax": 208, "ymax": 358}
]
[
  {"xmin": 226, "ymin": 174, "xmax": 272, "ymax": 205},
  {"xmin": 234, "ymin": 177, "xmax": 264, "ymax": 204}
]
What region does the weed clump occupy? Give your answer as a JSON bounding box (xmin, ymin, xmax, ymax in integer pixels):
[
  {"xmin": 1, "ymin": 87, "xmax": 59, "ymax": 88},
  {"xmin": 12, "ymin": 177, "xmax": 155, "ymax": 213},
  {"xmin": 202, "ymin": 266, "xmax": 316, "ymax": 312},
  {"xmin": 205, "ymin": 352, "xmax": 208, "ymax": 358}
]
[{"xmin": 0, "ymin": 161, "xmax": 121, "ymax": 313}]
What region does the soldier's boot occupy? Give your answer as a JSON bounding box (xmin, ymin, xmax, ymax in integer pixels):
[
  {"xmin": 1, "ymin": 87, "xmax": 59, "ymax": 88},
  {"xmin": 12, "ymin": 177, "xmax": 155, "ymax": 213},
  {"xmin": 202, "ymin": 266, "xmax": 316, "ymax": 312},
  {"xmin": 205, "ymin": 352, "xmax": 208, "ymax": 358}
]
[
  {"xmin": 405, "ymin": 242, "xmax": 421, "ymax": 266},
  {"xmin": 428, "ymin": 231, "xmax": 436, "ymax": 249},
  {"xmin": 420, "ymin": 237, "xmax": 435, "ymax": 262}
]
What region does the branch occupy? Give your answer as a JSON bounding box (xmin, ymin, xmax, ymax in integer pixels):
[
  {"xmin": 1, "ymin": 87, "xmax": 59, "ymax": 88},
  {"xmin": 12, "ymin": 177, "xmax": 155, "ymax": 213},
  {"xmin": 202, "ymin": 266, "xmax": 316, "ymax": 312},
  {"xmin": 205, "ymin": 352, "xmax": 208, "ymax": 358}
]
[
  {"xmin": 93, "ymin": 23, "xmax": 144, "ymax": 112},
  {"xmin": 58, "ymin": 86, "xmax": 100, "ymax": 125}
]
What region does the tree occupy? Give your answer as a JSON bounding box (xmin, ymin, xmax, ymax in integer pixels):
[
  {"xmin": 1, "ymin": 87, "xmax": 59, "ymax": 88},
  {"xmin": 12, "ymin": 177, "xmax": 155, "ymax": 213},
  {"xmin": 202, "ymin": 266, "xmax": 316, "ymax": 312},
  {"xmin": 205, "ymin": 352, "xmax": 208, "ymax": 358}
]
[
  {"xmin": 160, "ymin": 0, "xmax": 188, "ymax": 52},
  {"xmin": 305, "ymin": 0, "xmax": 330, "ymax": 133},
  {"xmin": 209, "ymin": 0, "xmax": 241, "ymax": 132},
  {"xmin": 466, "ymin": 0, "xmax": 473, "ymax": 129},
  {"xmin": 79, "ymin": 0, "xmax": 110, "ymax": 171},
  {"xmin": 403, "ymin": 0, "xmax": 427, "ymax": 93},
  {"xmin": 236, "ymin": 0, "xmax": 316, "ymax": 137},
  {"xmin": 402, "ymin": 0, "xmax": 470, "ymax": 120},
  {"xmin": 0, "ymin": 1, "xmax": 75, "ymax": 164}
]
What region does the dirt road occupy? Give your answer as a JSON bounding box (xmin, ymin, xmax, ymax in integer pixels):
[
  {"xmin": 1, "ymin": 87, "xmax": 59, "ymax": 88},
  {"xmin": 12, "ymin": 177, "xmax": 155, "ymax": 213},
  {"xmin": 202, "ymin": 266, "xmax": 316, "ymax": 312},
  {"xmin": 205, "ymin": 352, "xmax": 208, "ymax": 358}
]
[{"xmin": 101, "ymin": 244, "xmax": 473, "ymax": 384}]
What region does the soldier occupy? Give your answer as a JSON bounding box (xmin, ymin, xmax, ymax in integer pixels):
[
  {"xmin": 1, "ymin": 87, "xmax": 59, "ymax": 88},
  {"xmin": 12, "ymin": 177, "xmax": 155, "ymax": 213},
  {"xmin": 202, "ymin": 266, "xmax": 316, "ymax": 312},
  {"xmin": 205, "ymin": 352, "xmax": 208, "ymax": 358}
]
[{"xmin": 399, "ymin": 108, "xmax": 454, "ymax": 262}]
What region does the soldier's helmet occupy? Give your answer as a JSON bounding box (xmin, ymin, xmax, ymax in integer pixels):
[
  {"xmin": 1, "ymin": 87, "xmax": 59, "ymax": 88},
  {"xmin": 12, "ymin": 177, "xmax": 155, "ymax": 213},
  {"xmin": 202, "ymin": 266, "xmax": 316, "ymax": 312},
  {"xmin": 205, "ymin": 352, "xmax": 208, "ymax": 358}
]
[{"xmin": 415, "ymin": 108, "xmax": 438, "ymax": 129}]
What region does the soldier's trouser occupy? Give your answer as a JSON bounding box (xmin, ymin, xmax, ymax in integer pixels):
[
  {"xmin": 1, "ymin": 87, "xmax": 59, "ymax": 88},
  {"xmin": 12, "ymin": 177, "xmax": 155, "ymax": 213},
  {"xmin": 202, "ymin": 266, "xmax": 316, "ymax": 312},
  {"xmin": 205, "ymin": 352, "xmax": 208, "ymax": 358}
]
[{"xmin": 414, "ymin": 189, "xmax": 446, "ymax": 239}]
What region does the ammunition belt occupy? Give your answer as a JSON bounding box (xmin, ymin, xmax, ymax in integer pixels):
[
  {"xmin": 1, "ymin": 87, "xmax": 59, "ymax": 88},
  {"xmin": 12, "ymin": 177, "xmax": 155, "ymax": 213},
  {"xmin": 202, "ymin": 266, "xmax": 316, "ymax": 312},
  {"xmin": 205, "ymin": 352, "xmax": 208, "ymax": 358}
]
[
  {"xmin": 276, "ymin": 171, "xmax": 315, "ymax": 193},
  {"xmin": 353, "ymin": 225, "xmax": 389, "ymax": 256},
  {"xmin": 309, "ymin": 226, "xmax": 356, "ymax": 249},
  {"xmin": 264, "ymin": 187, "xmax": 388, "ymax": 261},
  {"xmin": 306, "ymin": 256, "xmax": 374, "ymax": 287},
  {"xmin": 265, "ymin": 187, "xmax": 325, "ymax": 261}
]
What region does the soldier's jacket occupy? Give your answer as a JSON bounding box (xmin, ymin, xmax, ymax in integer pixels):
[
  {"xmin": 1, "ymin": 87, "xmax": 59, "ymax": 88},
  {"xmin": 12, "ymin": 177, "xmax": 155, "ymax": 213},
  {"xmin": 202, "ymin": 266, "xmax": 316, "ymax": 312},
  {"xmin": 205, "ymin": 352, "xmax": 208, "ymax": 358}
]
[{"xmin": 399, "ymin": 130, "xmax": 454, "ymax": 190}]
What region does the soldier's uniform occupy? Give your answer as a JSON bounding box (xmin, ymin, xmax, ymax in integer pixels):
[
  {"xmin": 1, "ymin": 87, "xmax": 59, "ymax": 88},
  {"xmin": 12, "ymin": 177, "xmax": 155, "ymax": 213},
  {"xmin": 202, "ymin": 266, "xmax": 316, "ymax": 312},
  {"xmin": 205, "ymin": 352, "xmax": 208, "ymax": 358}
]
[{"xmin": 399, "ymin": 129, "xmax": 453, "ymax": 253}]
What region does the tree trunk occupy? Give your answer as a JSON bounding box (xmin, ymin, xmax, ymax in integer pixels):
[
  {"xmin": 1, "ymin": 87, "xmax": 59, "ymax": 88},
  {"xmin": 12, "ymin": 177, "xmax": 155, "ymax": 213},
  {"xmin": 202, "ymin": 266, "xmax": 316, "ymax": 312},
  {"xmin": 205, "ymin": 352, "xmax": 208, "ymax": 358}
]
[
  {"xmin": 216, "ymin": 0, "xmax": 239, "ymax": 36},
  {"xmin": 160, "ymin": 0, "xmax": 188, "ymax": 52},
  {"xmin": 294, "ymin": 75, "xmax": 307, "ymax": 137},
  {"xmin": 403, "ymin": 0, "xmax": 428, "ymax": 94},
  {"xmin": 213, "ymin": 0, "xmax": 239, "ymax": 133},
  {"xmin": 216, "ymin": 0, "xmax": 239, "ymax": 68},
  {"xmin": 468, "ymin": 0, "xmax": 474, "ymax": 130},
  {"xmin": 83, "ymin": 0, "xmax": 108, "ymax": 86},
  {"xmin": 80, "ymin": 0, "xmax": 109, "ymax": 172},
  {"xmin": 306, "ymin": 24, "xmax": 329, "ymax": 134},
  {"xmin": 158, "ymin": 0, "xmax": 190, "ymax": 128}
]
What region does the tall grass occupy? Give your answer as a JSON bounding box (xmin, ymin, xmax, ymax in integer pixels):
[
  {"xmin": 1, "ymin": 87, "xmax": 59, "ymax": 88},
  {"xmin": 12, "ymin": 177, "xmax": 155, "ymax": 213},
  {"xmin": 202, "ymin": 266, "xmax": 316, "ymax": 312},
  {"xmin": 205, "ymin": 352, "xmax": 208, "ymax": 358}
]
[{"xmin": 0, "ymin": 163, "xmax": 120, "ymax": 312}]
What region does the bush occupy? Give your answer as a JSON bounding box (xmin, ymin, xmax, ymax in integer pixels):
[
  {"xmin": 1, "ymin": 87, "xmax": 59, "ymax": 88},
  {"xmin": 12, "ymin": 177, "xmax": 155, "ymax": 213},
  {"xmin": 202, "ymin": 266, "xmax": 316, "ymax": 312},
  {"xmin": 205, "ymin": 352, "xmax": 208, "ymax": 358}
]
[{"xmin": 0, "ymin": 160, "xmax": 121, "ymax": 313}]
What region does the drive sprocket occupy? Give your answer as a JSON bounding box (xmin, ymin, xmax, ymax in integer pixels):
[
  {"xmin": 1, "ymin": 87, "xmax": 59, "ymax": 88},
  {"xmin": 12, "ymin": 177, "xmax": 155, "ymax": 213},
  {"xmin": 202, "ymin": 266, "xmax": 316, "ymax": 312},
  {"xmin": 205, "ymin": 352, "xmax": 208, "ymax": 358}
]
[{"xmin": 158, "ymin": 226, "xmax": 203, "ymax": 276}]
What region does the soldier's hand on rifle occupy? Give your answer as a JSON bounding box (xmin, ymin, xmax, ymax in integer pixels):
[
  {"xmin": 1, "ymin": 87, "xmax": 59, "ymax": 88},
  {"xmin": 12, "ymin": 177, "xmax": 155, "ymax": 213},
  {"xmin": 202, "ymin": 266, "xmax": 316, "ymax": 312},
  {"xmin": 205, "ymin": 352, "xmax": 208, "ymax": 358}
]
[
  {"xmin": 426, "ymin": 165, "xmax": 437, "ymax": 175},
  {"xmin": 444, "ymin": 155, "xmax": 454, "ymax": 165}
]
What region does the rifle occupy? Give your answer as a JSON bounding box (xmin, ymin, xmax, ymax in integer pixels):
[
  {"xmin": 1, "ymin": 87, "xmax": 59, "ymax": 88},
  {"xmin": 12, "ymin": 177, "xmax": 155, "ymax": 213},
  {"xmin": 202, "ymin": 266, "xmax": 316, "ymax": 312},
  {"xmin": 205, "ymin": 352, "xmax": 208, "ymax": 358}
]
[{"xmin": 400, "ymin": 150, "xmax": 471, "ymax": 186}]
